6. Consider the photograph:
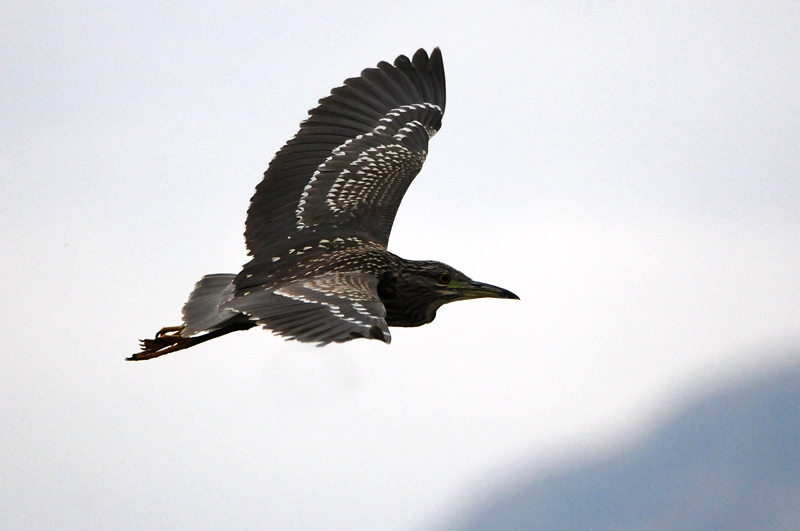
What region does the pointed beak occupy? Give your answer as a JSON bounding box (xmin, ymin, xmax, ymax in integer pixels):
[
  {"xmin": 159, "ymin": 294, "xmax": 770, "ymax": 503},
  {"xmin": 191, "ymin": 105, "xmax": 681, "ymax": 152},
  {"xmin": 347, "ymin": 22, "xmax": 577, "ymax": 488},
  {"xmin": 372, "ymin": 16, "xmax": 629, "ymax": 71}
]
[{"xmin": 454, "ymin": 280, "xmax": 520, "ymax": 300}]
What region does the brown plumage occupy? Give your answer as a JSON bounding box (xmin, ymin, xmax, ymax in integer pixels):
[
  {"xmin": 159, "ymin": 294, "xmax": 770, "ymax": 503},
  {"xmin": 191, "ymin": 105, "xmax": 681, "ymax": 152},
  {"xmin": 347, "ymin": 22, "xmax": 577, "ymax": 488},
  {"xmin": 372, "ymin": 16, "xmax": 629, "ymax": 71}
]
[{"xmin": 131, "ymin": 48, "xmax": 517, "ymax": 361}]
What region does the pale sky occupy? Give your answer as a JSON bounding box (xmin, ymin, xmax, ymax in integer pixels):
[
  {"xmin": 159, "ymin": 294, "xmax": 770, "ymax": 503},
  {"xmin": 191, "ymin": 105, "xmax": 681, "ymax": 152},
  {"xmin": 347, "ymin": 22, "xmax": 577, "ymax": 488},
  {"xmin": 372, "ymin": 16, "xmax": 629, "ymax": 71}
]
[{"xmin": 1, "ymin": 2, "xmax": 799, "ymax": 530}]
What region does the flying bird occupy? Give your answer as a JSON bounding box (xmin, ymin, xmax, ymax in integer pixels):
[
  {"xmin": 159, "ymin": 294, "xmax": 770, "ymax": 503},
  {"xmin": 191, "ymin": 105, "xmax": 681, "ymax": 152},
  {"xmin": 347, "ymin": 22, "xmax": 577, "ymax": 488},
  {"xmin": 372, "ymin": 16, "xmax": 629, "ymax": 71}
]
[{"xmin": 131, "ymin": 48, "xmax": 518, "ymax": 361}]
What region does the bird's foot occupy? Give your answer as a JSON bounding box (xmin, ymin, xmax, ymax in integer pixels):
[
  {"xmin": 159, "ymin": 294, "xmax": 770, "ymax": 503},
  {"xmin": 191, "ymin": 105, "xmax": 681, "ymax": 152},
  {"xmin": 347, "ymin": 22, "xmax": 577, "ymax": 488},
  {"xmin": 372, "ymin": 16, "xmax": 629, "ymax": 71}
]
[
  {"xmin": 155, "ymin": 325, "xmax": 184, "ymax": 338},
  {"xmin": 128, "ymin": 325, "xmax": 189, "ymax": 361}
]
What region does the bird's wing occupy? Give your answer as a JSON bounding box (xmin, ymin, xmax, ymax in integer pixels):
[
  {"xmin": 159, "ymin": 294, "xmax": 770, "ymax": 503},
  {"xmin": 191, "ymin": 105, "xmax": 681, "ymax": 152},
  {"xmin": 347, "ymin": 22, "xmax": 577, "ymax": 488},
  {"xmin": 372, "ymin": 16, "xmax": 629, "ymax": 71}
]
[
  {"xmin": 245, "ymin": 48, "xmax": 446, "ymax": 257},
  {"xmin": 225, "ymin": 272, "xmax": 391, "ymax": 345}
]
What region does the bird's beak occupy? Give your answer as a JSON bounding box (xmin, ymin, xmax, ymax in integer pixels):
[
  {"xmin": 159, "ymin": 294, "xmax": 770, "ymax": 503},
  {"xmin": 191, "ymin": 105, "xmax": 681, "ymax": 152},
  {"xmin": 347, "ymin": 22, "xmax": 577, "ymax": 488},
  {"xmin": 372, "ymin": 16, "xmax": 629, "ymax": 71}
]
[{"xmin": 450, "ymin": 280, "xmax": 520, "ymax": 300}]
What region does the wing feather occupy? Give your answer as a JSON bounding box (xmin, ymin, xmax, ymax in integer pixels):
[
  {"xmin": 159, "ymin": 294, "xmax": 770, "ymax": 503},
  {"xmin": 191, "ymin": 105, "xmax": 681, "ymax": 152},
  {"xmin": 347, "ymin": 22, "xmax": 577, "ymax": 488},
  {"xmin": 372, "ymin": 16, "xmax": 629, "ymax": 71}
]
[
  {"xmin": 244, "ymin": 48, "xmax": 446, "ymax": 258},
  {"xmin": 377, "ymin": 61, "xmax": 421, "ymax": 101},
  {"xmin": 225, "ymin": 272, "xmax": 390, "ymax": 345}
]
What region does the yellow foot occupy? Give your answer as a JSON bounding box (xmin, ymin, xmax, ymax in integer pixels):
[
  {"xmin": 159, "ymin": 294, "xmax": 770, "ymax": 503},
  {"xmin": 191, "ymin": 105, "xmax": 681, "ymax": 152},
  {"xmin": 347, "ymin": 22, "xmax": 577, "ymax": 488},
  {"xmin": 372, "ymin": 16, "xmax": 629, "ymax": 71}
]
[
  {"xmin": 155, "ymin": 325, "xmax": 185, "ymax": 338},
  {"xmin": 128, "ymin": 325, "xmax": 189, "ymax": 361}
]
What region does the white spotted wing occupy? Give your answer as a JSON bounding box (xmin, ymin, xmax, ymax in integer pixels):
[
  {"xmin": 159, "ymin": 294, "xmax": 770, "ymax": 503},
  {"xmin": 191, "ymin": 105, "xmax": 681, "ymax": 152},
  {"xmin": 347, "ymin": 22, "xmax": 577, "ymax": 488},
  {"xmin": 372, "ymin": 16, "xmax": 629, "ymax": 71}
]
[
  {"xmin": 244, "ymin": 48, "xmax": 446, "ymax": 258},
  {"xmin": 225, "ymin": 273, "xmax": 390, "ymax": 345}
]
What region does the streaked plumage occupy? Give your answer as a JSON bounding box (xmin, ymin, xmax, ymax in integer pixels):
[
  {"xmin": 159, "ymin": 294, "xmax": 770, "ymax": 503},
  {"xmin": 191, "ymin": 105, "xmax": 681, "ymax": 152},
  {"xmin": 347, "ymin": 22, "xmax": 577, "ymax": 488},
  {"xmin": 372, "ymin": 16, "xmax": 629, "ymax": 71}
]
[{"xmin": 131, "ymin": 48, "xmax": 517, "ymax": 361}]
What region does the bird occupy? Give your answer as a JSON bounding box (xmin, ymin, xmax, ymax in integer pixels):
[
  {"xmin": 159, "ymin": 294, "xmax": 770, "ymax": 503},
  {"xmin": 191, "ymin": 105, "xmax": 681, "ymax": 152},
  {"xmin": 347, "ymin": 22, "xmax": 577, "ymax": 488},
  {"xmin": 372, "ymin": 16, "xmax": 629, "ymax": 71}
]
[{"xmin": 130, "ymin": 48, "xmax": 518, "ymax": 361}]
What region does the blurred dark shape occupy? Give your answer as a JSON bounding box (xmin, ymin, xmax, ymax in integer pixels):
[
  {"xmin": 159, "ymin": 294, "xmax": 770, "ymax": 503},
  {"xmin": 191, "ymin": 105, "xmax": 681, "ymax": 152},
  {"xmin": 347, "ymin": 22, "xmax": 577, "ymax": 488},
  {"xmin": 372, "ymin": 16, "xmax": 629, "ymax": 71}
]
[{"xmin": 451, "ymin": 358, "xmax": 800, "ymax": 531}]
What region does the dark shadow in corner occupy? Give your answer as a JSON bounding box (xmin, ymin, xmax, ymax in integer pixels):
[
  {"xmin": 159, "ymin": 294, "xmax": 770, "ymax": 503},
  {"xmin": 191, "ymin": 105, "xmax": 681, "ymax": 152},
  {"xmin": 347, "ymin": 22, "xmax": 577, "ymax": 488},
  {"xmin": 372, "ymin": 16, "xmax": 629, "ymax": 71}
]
[{"xmin": 447, "ymin": 352, "xmax": 800, "ymax": 531}]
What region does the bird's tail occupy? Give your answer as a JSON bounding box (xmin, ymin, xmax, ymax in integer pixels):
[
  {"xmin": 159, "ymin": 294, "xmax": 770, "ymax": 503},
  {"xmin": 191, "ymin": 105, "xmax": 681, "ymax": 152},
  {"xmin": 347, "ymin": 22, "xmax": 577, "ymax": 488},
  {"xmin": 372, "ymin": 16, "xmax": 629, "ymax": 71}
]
[{"xmin": 128, "ymin": 274, "xmax": 255, "ymax": 361}]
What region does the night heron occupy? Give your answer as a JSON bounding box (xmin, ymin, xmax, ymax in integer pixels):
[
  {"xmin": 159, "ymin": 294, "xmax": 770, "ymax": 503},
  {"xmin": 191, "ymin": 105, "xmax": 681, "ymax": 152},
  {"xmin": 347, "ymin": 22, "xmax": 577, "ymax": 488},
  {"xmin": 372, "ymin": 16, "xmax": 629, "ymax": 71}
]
[{"xmin": 131, "ymin": 48, "xmax": 518, "ymax": 361}]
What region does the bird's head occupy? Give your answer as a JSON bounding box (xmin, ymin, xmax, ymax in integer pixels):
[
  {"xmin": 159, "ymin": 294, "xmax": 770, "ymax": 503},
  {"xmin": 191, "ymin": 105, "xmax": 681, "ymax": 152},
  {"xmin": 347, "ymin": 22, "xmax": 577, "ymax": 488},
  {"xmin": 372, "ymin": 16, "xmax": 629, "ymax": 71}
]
[{"xmin": 378, "ymin": 260, "xmax": 519, "ymax": 327}]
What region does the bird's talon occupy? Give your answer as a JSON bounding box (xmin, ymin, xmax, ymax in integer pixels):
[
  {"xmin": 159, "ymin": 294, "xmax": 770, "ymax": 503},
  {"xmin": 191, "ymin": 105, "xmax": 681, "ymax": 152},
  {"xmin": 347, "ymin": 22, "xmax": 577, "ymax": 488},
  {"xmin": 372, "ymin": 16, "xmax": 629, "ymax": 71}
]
[{"xmin": 155, "ymin": 325, "xmax": 184, "ymax": 338}]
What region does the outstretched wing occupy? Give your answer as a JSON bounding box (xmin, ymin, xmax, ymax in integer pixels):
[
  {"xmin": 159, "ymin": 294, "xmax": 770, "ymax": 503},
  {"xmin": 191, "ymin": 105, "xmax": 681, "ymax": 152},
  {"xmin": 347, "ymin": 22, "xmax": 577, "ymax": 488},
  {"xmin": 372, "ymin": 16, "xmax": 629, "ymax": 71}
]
[
  {"xmin": 245, "ymin": 48, "xmax": 446, "ymax": 258},
  {"xmin": 225, "ymin": 272, "xmax": 391, "ymax": 345}
]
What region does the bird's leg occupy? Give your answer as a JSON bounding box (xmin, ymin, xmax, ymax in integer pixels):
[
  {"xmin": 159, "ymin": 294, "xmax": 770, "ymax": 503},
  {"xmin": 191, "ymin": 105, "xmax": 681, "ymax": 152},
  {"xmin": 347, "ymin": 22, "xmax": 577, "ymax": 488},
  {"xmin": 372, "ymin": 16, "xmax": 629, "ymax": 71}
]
[{"xmin": 129, "ymin": 321, "xmax": 256, "ymax": 361}]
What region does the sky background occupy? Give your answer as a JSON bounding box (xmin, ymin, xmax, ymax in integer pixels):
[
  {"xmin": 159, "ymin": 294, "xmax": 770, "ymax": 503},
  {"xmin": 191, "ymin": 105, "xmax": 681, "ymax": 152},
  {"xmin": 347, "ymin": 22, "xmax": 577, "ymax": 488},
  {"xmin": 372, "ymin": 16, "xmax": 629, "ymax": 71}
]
[{"xmin": 1, "ymin": 1, "xmax": 799, "ymax": 529}]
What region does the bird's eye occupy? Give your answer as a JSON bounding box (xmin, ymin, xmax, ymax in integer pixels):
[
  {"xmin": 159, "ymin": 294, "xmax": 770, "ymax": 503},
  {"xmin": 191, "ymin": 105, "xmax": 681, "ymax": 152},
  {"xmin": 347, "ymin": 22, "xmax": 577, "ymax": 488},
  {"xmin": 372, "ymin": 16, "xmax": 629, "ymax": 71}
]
[{"xmin": 438, "ymin": 273, "xmax": 451, "ymax": 284}]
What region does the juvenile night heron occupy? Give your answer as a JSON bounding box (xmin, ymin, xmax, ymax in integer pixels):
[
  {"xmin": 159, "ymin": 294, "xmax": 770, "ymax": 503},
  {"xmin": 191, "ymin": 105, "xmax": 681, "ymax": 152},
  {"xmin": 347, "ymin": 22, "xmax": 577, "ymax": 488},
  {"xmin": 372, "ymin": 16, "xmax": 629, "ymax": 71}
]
[{"xmin": 131, "ymin": 48, "xmax": 518, "ymax": 361}]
